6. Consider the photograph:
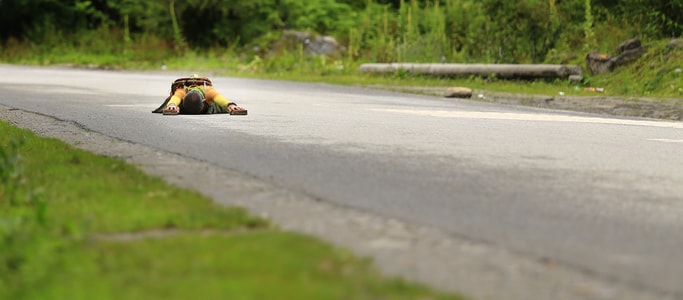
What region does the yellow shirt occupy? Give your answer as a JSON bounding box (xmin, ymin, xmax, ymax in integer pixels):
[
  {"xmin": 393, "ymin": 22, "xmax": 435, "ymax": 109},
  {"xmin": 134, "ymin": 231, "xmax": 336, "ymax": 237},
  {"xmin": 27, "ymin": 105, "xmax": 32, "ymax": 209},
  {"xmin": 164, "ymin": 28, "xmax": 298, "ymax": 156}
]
[{"xmin": 166, "ymin": 85, "xmax": 233, "ymax": 109}]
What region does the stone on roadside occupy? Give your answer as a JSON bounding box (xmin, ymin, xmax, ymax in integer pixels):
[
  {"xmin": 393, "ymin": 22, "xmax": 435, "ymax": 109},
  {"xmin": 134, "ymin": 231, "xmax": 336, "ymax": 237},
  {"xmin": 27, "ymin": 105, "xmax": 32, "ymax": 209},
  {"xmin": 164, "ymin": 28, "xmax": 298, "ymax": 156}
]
[
  {"xmin": 667, "ymin": 39, "xmax": 683, "ymax": 50},
  {"xmin": 444, "ymin": 87, "xmax": 472, "ymax": 98},
  {"xmin": 271, "ymin": 30, "xmax": 343, "ymax": 57},
  {"xmin": 615, "ymin": 38, "xmax": 642, "ymax": 55},
  {"xmin": 568, "ymin": 75, "xmax": 583, "ymax": 83},
  {"xmin": 586, "ymin": 38, "xmax": 645, "ymax": 74}
]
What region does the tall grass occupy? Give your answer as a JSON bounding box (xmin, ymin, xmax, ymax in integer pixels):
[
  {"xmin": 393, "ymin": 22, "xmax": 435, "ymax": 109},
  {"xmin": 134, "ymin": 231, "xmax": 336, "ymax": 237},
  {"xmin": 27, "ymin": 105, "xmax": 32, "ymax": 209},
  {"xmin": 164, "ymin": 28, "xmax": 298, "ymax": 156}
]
[
  {"xmin": 0, "ymin": 0, "xmax": 641, "ymax": 68},
  {"xmin": 351, "ymin": 0, "xmax": 451, "ymax": 63}
]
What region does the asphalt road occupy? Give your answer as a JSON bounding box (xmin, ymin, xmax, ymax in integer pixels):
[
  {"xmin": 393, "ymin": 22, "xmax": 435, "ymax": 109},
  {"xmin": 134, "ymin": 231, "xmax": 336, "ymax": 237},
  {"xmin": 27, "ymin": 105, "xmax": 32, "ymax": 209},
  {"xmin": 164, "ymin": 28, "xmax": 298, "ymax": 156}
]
[{"xmin": 1, "ymin": 65, "xmax": 682, "ymax": 299}]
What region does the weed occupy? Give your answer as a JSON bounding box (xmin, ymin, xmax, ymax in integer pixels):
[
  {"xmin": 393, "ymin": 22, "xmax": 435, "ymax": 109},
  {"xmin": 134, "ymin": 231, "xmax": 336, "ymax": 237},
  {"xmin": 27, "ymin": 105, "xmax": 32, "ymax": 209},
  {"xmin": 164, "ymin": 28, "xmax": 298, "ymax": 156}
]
[{"xmin": 0, "ymin": 137, "xmax": 23, "ymax": 202}]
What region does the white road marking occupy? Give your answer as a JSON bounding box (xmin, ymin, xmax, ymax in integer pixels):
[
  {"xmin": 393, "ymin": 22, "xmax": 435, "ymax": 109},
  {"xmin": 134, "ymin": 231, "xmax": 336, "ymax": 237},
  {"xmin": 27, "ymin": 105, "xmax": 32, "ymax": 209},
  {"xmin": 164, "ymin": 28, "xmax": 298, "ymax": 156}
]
[
  {"xmin": 649, "ymin": 139, "xmax": 683, "ymax": 143},
  {"xmin": 374, "ymin": 108, "xmax": 683, "ymax": 129},
  {"xmin": 106, "ymin": 104, "xmax": 155, "ymax": 107}
]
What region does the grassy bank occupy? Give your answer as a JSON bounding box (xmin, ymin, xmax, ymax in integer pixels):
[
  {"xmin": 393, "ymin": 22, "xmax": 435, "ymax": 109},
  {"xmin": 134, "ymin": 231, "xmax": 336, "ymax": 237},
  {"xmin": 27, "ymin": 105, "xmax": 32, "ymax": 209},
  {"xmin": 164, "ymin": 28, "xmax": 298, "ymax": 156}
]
[
  {"xmin": 3, "ymin": 35, "xmax": 682, "ymax": 102},
  {"xmin": 0, "ymin": 121, "xmax": 463, "ymax": 300}
]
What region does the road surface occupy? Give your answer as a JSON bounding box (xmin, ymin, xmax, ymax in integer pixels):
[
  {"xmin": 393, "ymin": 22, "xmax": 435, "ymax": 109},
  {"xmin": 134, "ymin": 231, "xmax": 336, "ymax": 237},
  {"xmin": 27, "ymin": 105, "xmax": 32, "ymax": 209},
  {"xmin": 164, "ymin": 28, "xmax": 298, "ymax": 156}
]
[{"xmin": 1, "ymin": 65, "xmax": 682, "ymax": 300}]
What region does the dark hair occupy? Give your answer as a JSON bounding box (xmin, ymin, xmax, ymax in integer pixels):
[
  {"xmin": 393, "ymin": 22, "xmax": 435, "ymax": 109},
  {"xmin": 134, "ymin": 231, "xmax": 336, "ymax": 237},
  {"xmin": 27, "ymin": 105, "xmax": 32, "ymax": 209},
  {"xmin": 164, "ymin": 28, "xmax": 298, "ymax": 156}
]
[{"xmin": 181, "ymin": 91, "xmax": 204, "ymax": 114}]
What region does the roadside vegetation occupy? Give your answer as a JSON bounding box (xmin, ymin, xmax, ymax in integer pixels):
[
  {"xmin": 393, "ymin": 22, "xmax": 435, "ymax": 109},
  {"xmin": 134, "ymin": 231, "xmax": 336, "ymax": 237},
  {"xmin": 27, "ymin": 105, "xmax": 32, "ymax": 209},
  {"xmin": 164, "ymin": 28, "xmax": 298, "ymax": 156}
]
[
  {"xmin": 0, "ymin": 0, "xmax": 682, "ymax": 99},
  {"xmin": 0, "ymin": 121, "xmax": 462, "ymax": 300}
]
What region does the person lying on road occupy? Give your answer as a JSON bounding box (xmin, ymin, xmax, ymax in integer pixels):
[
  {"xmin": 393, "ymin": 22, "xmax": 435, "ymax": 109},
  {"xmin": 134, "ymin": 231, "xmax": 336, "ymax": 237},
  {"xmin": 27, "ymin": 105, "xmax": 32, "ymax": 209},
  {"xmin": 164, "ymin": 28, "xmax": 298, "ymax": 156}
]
[{"xmin": 153, "ymin": 74, "xmax": 247, "ymax": 115}]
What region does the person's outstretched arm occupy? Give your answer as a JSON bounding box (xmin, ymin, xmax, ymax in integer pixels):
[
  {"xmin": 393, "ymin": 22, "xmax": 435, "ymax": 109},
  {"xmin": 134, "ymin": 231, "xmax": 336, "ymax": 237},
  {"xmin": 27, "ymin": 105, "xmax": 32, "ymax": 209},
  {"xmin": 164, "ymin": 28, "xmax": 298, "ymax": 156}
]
[
  {"xmin": 205, "ymin": 86, "xmax": 247, "ymax": 113},
  {"xmin": 162, "ymin": 88, "xmax": 187, "ymax": 114}
]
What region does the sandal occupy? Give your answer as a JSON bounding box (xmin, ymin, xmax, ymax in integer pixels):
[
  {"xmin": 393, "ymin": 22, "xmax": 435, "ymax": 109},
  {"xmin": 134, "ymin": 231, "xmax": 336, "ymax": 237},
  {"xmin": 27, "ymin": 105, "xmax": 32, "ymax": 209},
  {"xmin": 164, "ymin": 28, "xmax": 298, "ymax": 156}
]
[
  {"xmin": 162, "ymin": 105, "xmax": 180, "ymax": 115},
  {"xmin": 230, "ymin": 109, "xmax": 248, "ymax": 115}
]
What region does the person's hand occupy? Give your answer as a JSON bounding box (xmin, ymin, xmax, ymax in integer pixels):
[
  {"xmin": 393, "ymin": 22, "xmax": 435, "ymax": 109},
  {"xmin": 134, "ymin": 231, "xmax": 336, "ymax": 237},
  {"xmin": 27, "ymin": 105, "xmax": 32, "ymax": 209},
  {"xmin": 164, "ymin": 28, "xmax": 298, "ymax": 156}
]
[
  {"xmin": 162, "ymin": 103, "xmax": 180, "ymax": 115},
  {"xmin": 228, "ymin": 103, "xmax": 247, "ymax": 115}
]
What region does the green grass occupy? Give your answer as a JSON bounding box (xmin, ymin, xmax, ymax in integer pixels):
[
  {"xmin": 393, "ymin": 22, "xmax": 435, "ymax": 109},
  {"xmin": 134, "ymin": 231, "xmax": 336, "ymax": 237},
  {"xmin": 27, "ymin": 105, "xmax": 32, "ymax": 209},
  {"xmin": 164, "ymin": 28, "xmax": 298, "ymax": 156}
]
[
  {"xmin": 0, "ymin": 121, "xmax": 463, "ymax": 300},
  {"xmin": 2, "ymin": 32, "xmax": 682, "ymax": 102}
]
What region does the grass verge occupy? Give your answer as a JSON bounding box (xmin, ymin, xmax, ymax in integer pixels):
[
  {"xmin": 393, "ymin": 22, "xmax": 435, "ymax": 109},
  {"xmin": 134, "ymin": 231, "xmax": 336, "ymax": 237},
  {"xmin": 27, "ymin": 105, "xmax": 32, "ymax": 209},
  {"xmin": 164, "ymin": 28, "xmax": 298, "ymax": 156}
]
[
  {"xmin": 3, "ymin": 37, "xmax": 682, "ymax": 101},
  {"xmin": 0, "ymin": 120, "xmax": 463, "ymax": 300}
]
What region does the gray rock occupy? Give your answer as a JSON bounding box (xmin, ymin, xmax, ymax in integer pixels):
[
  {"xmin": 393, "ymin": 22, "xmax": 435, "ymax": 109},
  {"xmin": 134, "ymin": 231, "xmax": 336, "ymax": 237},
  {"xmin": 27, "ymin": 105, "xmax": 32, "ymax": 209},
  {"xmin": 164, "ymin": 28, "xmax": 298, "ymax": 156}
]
[
  {"xmin": 568, "ymin": 75, "xmax": 583, "ymax": 83},
  {"xmin": 271, "ymin": 30, "xmax": 343, "ymax": 57},
  {"xmin": 667, "ymin": 39, "xmax": 683, "ymax": 49},
  {"xmin": 616, "ymin": 38, "xmax": 641, "ymax": 55},
  {"xmin": 586, "ymin": 38, "xmax": 645, "ymax": 74},
  {"xmin": 444, "ymin": 87, "xmax": 473, "ymax": 98},
  {"xmin": 586, "ymin": 51, "xmax": 612, "ymax": 74}
]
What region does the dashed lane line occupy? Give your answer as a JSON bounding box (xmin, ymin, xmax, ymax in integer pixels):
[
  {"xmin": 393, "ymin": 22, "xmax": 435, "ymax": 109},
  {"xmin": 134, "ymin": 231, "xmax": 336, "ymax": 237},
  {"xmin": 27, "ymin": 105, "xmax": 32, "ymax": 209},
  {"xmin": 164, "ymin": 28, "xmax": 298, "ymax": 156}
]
[
  {"xmin": 373, "ymin": 108, "xmax": 683, "ymax": 129},
  {"xmin": 648, "ymin": 138, "xmax": 683, "ymax": 144}
]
